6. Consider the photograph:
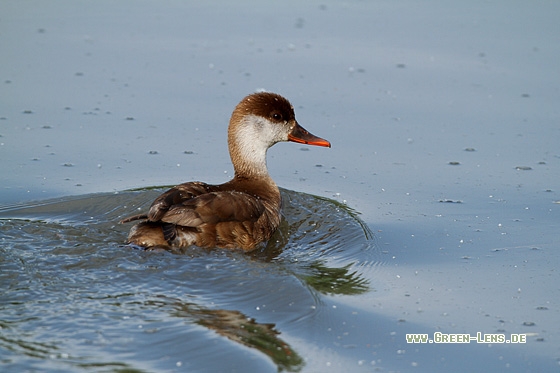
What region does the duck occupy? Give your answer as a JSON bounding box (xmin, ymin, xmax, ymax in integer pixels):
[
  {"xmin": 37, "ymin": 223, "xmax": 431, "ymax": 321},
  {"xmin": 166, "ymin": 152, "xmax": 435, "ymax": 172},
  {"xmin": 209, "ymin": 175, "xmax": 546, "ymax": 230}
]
[{"xmin": 120, "ymin": 92, "xmax": 331, "ymax": 252}]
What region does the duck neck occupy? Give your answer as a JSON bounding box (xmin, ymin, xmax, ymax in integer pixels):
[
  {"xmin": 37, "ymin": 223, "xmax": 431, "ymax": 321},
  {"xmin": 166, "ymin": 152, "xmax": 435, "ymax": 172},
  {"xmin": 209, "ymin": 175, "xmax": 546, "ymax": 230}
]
[{"xmin": 228, "ymin": 126, "xmax": 273, "ymax": 181}]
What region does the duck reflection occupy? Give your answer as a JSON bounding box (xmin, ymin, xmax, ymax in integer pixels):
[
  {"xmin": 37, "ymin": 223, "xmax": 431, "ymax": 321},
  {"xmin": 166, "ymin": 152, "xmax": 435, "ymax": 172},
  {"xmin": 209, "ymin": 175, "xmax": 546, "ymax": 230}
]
[
  {"xmin": 168, "ymin": 300, "xmax": 304, "ymax": 372},
  {"xmin": 299, "ymin": 261, "xmax": 369, "ymax": 295}
]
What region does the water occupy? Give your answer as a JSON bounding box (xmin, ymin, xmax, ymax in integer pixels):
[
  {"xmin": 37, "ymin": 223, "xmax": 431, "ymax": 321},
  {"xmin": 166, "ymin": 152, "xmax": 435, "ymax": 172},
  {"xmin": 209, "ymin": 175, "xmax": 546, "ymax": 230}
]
[
  {"xmin": 2, "ymin": 0, "xmax": 559, "ymax": 371},
  {"xmin": 0, "ymin": 188, "xmax": 377, "ymax": 372}
]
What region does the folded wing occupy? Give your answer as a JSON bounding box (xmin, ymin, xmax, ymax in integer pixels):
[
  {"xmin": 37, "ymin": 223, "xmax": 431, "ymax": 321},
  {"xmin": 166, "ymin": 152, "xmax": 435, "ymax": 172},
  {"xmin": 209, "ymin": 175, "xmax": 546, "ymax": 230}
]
[{"xmin": 147, "ymin": 182, "xmax": 265, "ymax": 227}]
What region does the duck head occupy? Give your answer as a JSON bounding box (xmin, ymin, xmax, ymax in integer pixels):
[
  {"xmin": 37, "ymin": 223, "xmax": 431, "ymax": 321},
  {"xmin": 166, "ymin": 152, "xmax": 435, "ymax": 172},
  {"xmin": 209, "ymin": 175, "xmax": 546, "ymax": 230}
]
[{"xmin": 228, "ymin": 92, "xmax": 330, "ymax": 178}]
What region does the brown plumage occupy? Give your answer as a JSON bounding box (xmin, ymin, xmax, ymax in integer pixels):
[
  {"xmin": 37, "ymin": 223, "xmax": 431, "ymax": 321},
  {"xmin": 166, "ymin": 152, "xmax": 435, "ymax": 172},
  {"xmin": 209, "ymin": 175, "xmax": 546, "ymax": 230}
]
[{"xmin": 120, "ymin": 92, "xmax": 330, "ymax": 251}]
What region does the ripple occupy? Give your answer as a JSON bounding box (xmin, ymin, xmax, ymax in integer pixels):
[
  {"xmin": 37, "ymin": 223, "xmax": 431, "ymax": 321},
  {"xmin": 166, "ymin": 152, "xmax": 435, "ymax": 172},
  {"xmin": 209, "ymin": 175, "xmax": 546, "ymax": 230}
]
[{"xmin": 0, "ymin": 187, "xmax": 378, "ymax": 372}]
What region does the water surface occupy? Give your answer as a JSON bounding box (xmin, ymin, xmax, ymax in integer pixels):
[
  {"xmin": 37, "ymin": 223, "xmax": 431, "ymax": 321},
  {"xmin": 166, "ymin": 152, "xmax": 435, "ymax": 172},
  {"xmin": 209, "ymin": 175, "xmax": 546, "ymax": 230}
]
[
  {"xmin": 2, "ymin": 0, "xmax": 559, "ymax": 371},
  {"xmin": 1, "ymin": 188, "xmax": 378, "ymax": 372}
]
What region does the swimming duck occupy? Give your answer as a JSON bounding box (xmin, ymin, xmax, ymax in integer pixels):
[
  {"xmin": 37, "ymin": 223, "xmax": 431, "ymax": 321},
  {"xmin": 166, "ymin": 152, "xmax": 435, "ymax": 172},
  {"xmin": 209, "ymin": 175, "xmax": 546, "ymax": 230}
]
[{"xmin": 120, "ymin": 92, "xmax": 331, "ymax": 251}]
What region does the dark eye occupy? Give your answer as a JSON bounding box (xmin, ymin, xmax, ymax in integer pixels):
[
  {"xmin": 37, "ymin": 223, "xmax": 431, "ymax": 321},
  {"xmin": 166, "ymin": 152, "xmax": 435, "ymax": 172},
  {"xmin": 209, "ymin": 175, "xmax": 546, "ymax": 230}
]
[{"xmin": 271, "ymin": 112, "xmax": 283, "ymax": 121}]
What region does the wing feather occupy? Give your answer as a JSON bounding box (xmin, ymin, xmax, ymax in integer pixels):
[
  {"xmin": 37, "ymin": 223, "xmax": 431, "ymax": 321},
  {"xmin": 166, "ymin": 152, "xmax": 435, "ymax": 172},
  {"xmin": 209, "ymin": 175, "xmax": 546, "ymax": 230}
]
[
  {"xmin": 147, "ymin": 182, "xmax": 214, "ymax": 221},
  {"xmin": 145, "ymin": 182, "xmax": 265, "ymax": 228},
  {"xmin": 159, "ymin": 191, "xmax": 265, "ymax": 226}
]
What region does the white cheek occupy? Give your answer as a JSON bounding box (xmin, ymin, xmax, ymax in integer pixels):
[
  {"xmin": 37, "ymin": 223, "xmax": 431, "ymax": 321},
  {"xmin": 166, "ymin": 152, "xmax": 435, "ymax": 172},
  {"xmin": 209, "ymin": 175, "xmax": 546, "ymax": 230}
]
[
  {"xmin": 231, "ymin": 115, "xmax": 289, "ymax": 175},
  {"xmin": 243, "ymin": 115, "xmax": 287, "ymax": 145},
  {"xmin": 236, "ymin": 125, "xmax": 267, "ymax": 153},
  {"xmin": 269, "ymin": 123, "xmax": 288, "ymax": 143}
]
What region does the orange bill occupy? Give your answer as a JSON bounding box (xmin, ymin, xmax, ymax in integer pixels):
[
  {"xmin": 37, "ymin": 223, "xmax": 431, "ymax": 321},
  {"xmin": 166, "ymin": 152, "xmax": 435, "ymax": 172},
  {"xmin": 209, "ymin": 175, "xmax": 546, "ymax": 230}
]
[{"xmin": 288, "ymin": 122, "xmax": 331, "ymax": 147}]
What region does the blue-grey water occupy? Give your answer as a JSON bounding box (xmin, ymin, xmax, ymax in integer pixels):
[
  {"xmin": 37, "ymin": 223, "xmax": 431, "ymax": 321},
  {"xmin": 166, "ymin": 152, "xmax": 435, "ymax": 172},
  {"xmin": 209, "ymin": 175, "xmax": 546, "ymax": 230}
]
[
  {"xmin": 0, "ymin": 188, "xmax": 377, "ymax": 372},
  {"xmin": 1, "ymin": 1, "xmax": 559, "ymax": 372}
]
